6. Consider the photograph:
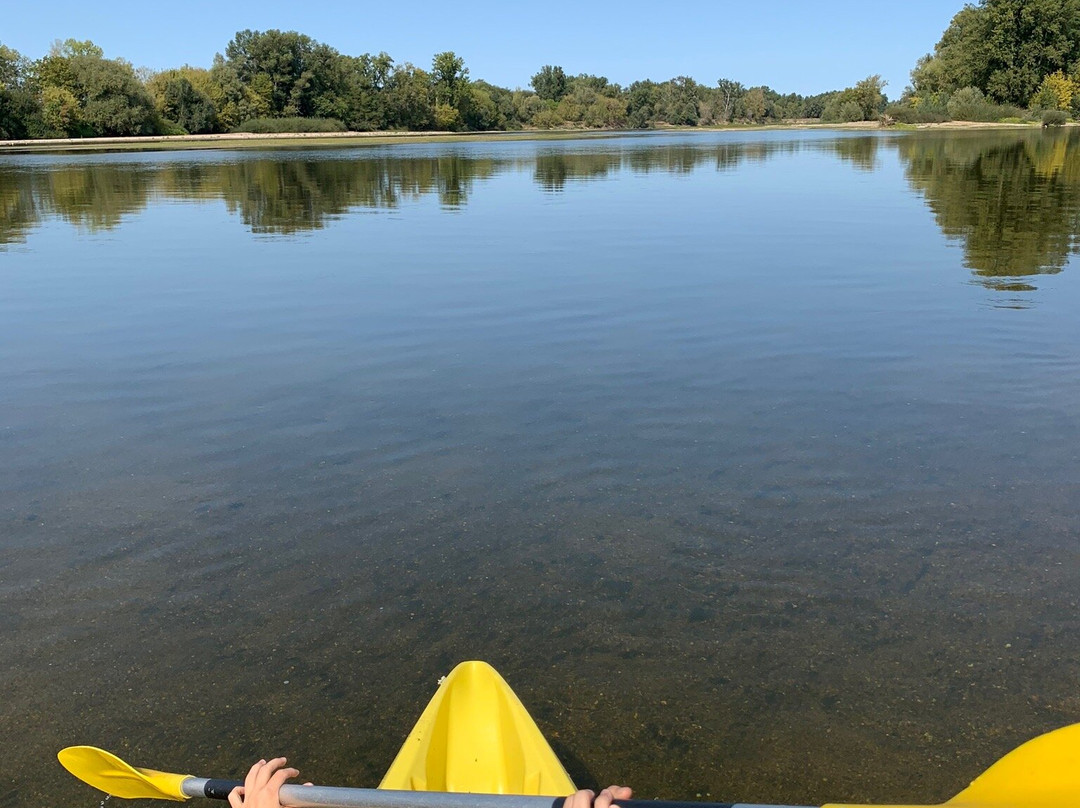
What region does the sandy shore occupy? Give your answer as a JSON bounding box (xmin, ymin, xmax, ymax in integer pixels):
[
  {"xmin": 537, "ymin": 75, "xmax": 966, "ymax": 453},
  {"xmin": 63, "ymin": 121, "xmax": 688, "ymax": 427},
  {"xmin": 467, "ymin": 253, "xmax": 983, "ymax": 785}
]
[{"xmin": 0, "ymin": 120, "xmax": 1051, "ymax": 154}]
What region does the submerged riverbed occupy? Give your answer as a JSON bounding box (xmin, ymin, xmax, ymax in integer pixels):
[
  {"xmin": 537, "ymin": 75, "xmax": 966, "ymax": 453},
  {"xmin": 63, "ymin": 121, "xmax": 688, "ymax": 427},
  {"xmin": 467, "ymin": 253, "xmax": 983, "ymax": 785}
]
[{"xmin": 1, "ymin": 129, "xmax": 1078, "ymax": 808}]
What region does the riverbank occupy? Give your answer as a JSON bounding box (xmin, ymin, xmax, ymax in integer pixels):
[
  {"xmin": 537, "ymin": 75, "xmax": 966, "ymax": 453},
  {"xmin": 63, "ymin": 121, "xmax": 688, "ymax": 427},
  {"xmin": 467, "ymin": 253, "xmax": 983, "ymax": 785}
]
[{"xmin": 0, "ymin": 119, "xmax": 1048, "ymax": 154}]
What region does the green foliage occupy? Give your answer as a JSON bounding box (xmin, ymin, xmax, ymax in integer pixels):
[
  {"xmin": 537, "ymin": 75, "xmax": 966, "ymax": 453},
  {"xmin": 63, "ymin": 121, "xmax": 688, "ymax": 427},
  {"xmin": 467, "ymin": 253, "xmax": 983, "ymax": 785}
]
[
  {"xmin": 0, "ymin": 44, "xmax": 40, "ymax": 139},
  {"xmin": 149, "ymin": 72, "xmax": 217, "ymax": 133},
  {"xmin": 1, "ymin": 44, "xmax": 25, "ymax": 89},
  {"xmin": 531, "ymin": 107, "xmax": 563, "ymax": 129},
  {"xmin": 0, "ymin": 87, "xmax": 38, "ymax": 138},
  {"xmin": 626, "ymin": 80, "xmax": 659, "ymax": 128},
  {"xmin": 223, "ymin": 29, "xmax": 347, "ymax": 119},
  {"xmin": 740, "ymin": 87, "xmax": 769, "ymax": 121},
  {"xmin": 383, "ymin": 63, "xmax": 434, "ymax": 130},
  {"xmin": 1042, "ymin": 108, "xmax": 1068, "ymax": 126},
  {"xmin": 40, "ymin": 85, "xmax": 82, "ymax": 135},
  {"xmin": 71, "ymin": 55, "xmax": 159, "ymax": 135},
  {"xmin": 233, "ymin": 116, "xmax": 346, "ymax": 133},
  {"xmin": 531, "ymin": 65, "xmax": 568, "ymax": 101},
  {"xmin": 1032, "ymin": 70, "xmax": 1075, "ymax": 110},
  {"xmin": 913, "ymin": 0, "xmax": 1080, "ymax": 105},
  {"xmin": 715, "ymin": 78, "xmax": 745, "ymax": 122},
  {"xmin": 1, "ymin": 28, "xmax": 900, "ymax": 139},
  {"xmin": 657, "ymin": 76, "xmax": 700, "ymax": 125},
  {"xmin": 947, "ymin": 86, "xmax": 988, "ymax": 120},
  {"xmin": 884, "ymin": 101, "xmax": 950, "ymax": 124},
  {"xmin": 51, "ymin": 39, "xmax": 103, "ymax": 59},
  {"xmin": 340, "ymin": 52, "xmax": 393, "ymax": 131},
  {"xmin": 430, "ymin": 51, "xmax": 470, "ymax": 129}
]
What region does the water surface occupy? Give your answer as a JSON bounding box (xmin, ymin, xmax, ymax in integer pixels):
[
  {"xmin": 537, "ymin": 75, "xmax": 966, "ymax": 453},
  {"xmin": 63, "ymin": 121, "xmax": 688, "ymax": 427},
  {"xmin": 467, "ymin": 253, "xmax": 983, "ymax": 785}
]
[{"xmin": 2, "ymin": 130, "xmax": 1079, "ymax": 808}]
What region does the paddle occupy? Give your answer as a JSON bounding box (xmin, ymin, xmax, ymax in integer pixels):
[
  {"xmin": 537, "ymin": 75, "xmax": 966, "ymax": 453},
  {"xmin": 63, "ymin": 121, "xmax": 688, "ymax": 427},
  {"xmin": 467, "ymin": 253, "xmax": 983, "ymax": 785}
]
[{"xmin": 60, "ymin": 721, "xmax": 1080, "ymax": 808}]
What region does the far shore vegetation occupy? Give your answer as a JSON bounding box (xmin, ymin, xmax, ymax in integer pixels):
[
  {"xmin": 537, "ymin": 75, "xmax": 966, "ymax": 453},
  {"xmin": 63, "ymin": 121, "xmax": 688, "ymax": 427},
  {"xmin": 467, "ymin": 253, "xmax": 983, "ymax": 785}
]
[{"xmin": 3, "ymin": 0, "xmax": 1080, "ymax": 143}]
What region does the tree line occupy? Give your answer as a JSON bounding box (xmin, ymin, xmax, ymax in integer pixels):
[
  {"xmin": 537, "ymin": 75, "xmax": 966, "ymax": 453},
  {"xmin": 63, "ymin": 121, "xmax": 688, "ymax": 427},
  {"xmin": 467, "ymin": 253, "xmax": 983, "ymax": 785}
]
[
  {"xmin": 0, "ymin": 32, "xmax": 889, "ymax": 140},
  {"xmin": 894, "ymin": 0, "xmax": 1080, "ymax": 123},
  {"xmin": 9, "ymin": 2, "xmax": 1080, "ymax": 141}
]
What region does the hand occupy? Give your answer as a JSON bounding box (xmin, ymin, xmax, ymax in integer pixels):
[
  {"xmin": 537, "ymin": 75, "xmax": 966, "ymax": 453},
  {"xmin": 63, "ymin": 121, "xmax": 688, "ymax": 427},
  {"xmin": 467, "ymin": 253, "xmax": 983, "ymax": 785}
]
[
  {"xmin": 564, "ymin": 785, "xmax": 633, "ymax": 808},
  {"xmin": 228, "ymin": 758, "xmax": 301, "ymax": 808}
]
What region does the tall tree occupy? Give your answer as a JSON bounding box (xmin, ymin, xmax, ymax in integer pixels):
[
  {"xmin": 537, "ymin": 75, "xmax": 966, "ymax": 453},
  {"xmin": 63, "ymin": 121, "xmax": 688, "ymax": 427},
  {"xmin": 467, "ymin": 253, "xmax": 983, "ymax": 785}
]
[
  {"xmin": 912, "ymin": 0, "xmax": 1080, "ymax": 105},
  {"xmin": 715, "ymin": 78, "xmax": 745, "ymax": 122},
  {"xmin": 0, "ymin": 43, "xmax": 38, "ymax": 138},
  {"xmin": 149, "ymin": 72, "xmax": 217, "ymax": 133},
  {"xmin": 530, "ymin": 65, "xmax": 568, "ymax": 101},
  {"xmin": 431, "ymin": 51, "xmax": 470, "ymax": 129},
  {"xmin": 222, "ymin": 29, "xmax": 348, "ymax": 120}
]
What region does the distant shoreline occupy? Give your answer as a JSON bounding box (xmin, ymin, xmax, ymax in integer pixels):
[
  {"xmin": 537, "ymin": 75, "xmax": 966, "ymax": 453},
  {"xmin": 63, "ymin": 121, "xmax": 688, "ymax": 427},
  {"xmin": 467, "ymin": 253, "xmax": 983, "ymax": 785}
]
[{"xmin": 0, "ymin": 120, "xmax": 1047, "ymax": 154}]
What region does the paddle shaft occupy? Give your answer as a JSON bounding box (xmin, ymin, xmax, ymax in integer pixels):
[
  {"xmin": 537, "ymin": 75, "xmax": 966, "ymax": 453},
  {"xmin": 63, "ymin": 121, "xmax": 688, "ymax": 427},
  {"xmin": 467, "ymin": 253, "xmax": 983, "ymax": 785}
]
[{"xmin": 183, "ymin": 779, "xmax": 810, "ymax": 808}]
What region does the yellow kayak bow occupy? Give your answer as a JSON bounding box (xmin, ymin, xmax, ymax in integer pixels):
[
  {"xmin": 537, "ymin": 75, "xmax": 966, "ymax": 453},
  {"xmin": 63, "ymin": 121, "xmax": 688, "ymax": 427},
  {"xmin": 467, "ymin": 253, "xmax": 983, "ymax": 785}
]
[{"xmin": 380, "ymin": 660, "xmax": 575, "ymax": 795}]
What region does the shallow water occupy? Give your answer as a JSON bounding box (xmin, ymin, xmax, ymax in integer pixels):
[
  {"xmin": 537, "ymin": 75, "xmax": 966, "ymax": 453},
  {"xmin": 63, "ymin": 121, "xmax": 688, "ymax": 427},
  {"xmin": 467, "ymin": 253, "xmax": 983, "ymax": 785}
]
[{"xmin": 1, "ymin": 129, "xmax": 1079, "ymax": 808}]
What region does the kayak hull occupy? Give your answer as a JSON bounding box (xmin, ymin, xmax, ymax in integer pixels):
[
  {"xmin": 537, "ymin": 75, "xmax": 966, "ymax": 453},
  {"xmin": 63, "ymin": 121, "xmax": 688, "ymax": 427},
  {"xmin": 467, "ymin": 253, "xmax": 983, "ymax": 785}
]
[{"xmin": 379, "ymin": 661, "xmax": 575, "ymax": 797}]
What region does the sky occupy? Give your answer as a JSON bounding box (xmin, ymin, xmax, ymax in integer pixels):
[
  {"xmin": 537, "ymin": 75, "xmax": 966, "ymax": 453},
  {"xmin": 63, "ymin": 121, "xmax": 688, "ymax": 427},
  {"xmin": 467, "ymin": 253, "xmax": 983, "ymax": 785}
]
[{"xmin": 4, "ymin": 0, "xmax": 962, "ymax": 98}]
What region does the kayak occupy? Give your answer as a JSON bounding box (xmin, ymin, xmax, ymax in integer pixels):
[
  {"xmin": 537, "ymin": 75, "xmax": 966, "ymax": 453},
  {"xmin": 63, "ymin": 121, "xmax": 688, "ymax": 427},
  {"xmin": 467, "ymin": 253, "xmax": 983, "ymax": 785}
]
[
  {"xmin": 56, "ymin": 660, "xmax": 1080, "ymax": 808},
  {"xmin": 379, "ymin": 660, "xmax": 576, "ymax": 796}
]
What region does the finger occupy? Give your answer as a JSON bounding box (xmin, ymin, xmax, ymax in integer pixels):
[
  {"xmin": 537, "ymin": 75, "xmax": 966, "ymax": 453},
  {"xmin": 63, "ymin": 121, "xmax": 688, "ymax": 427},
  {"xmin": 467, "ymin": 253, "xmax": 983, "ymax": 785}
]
[
  {"xmin": 244, "ymin": 760, "xmax": 265, "ymax": 794},
  {"xmin": 563, "ymin": 789, "xmax": 594, "ymax": 808},
  {"xmin": 227, "ymin": 785, "xmax": 244, "ymax": 808},
  {"xmin": 596, "ymin": 785, "xmax": 632, "ymax": 808},
  {"xmin": 268, "ymin": 766, "xmax": 300, "ymax": 791},
  {"xmin": 271, "ymin": 767, "xmax": 300, "ymax": 807},
  {"xmin": 255, "ymin": 757, "xmax": 288, "ymax": 790}
]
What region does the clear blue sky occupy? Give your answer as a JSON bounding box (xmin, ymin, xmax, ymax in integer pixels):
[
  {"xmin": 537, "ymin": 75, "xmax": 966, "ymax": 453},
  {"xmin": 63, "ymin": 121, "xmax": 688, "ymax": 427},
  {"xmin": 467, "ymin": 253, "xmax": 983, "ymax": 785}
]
[{"xmin": 5, "ymin": 0, "xmax": 961, "ymax": 98}]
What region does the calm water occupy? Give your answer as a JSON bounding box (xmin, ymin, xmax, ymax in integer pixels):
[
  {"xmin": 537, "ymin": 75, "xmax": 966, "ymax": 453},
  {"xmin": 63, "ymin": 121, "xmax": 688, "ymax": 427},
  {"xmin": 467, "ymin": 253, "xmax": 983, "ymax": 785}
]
[{"xmin": 2, "ymin": 130, "xmax": 1079, "ymax": 808}]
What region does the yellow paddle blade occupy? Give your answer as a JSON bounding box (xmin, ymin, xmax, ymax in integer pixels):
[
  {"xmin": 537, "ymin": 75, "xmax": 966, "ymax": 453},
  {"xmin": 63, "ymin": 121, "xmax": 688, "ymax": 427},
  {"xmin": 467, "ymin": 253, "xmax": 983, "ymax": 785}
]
[
  {"xmin": 824, "ymin": 721, "xmax": 1080, "ymax": 808},
  {"xmin": 379, "ymin": 660, "xmax": 576, "ymax": 796},
  {"xmin": 58, "ymin": 746, "xmax": 191, "ymax": 801}
]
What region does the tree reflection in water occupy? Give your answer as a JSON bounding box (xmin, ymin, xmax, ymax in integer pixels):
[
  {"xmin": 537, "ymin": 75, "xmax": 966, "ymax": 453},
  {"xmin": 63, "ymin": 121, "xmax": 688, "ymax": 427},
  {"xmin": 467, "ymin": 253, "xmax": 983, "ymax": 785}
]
[{"xmin": 4, "ymin": 132, "xmax": 1080, "ymax": 295}]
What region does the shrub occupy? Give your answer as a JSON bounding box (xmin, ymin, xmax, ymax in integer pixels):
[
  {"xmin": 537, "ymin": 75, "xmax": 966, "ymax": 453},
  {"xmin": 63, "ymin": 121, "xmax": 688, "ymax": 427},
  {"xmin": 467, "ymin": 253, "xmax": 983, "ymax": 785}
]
[
  {"xmin": 884, "ymin": 101, "xmax": 950, "ymax": 124},
  {"xmin": 838, "ymin": 100, "xmax": 865, "ymax": 122},
  {"xmin": 530, "ymin": 108, "xmax": 563, "ymax": 129},
  {"xmin": 1042, "ymin": 109, "xmax": 1068, "ymax": 127},
  {"xmin": 821, "ymin": 98, "xmax": 867, "ymax": 122},
  {"xmin": 233, "ymin": 117, "xmax": 347, "ymax": 134},
  {"xmin": 947, "ymin": 86, "xmax": 986, "ymax": 120},
  {"xmin": 158, "ymin": 118, "xmax": 188, "ymax": 136}
]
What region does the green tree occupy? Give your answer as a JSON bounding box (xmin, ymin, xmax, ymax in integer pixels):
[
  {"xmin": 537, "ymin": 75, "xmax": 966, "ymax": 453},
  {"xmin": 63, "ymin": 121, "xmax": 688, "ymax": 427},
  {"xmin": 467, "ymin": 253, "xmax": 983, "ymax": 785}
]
[
  {"xmin": 385, "ymin": 63, "xmax": 434, "ymax": 130},
  {"xmin": 627, "ymin": 80, "xmax": 659, "ymax": 128},
  {"xmin": 51, "ymin": 38, "xmax": 104, "ymax": 59},
  {"xmin": 40, "ymin": 84, "xmax": 81, "ymax": 135},
  {"xmin": 341, "ymin": 52, "xmax": 393, "ymax": 130},
  {"xmin": 740, "ymin": 86, "xmax": 769, "ymax": 121},
  {"xmin": 1, "ymin": 44, "xmax": 25, "ymax": 89},
  {"xmin": 658, "ymin": 76, "xmax": 700, "ymax": 124},
  {"xmin": 912, "ymin": 0, "xmax": 1080, "ymax": 105},
  {"xmin": 430, "ymin": 51, "xmax": 471, "ymax": 129},
  {"xmin": 70, "ymin": 55, "xmax": 159, "ymax": 135},
  {"xmin": 715, "ymin": 78, "xmax": 745, "ymax": 122},
  {"xmin": 431, "ymin": 51, "xmax": 468, "ymax": 105},
  {"xmin": 154, "ymin": 74, "xmax": 217, "ymax": 133},
  {"xmin": 222, "ymin": 29, "xmax": 348, "ymax": 120},
  {"xmin": 947, "ymin": 86, "xmax": 989, "ymax": 119},
  {"xmin": 530, "ymin": 65, "xmax": 568, "ymax": 101},
  {"xmin": 1032, "ymin": 70, "xmax": 1075, "ymax": 109},
  {"xmin": 0, "ymin": 44, "xmax": 40, "ymax": 139}
]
